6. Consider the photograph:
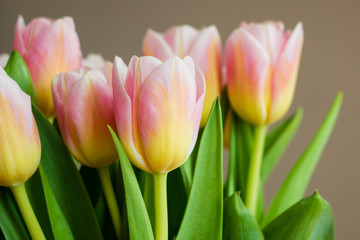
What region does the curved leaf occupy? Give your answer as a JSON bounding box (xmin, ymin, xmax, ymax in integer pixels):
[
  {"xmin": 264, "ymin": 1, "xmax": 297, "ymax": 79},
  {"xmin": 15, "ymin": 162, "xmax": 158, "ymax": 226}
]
[
  {"xmin": 32, "ymin": 106, "xmax": 103, "ymax": 240},
  {"xmin": 262, "ymin": 92, "xmax": 343, "ymax": 226},
  {"xmin": 177, "ymin": 98, "xmax": 223, "ymax": 240},
  {"xmin": 4, "ymin": 50, "xmax": 37, "ymax": 105},
  {"xmin": 108, "ymin": 127, "xmax": 154, "ymax": 240},
  {"xmin": 263, "ymin": 191, "xmax": 334, "ymax": 240}
]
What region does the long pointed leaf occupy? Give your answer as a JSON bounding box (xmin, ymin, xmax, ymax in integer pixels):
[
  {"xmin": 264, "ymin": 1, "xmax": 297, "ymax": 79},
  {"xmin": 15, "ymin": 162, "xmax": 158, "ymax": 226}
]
[
  {"xmin": 108, "ymin": 127, "xmax": 154, "ymax": 240},
  {"xmin": 177, "ymin": 98, "xmax": 223, "ymax": 240},
  {"xmin": 262, "ymin": 92, "xmax": 343, "ymax": 226}
]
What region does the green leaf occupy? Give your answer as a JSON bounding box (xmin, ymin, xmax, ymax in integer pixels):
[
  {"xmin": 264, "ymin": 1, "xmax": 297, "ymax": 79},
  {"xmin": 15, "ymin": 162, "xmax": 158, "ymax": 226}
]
[
  {"xmin": 223, "ymin": 192, "xmax": 264, "ymax": 240},
  {"xmin": 262, "ymin": 92, "xmax": 343, "ymax": 226},
  {"xmin": 108, "ymin": 127, "xmax": 154, "ymax": 240},
  {"xmin": 0, "ymin": 187, "xmax": 30, "ymax": 240},
  {"xmin": 262, "ymin": 108, "xmax": 303, "ymax": 183},
  {"xmin": 263, "ymin": 191, "xmax": 334, "ymax": 240},
  {"xmin": 39, "ymin": 165, "xmax": 74, "ymax": 240},
  {"xmin": 32, "ymin": 105, "xmax": 103, "ymax": 240},
  {"xmin": 4, "ymin": 50, "xmax": 37, "ymax": 105},
  {"xmin": 177, "ymin": 98, "xmax": 223, "ymax": 240}
]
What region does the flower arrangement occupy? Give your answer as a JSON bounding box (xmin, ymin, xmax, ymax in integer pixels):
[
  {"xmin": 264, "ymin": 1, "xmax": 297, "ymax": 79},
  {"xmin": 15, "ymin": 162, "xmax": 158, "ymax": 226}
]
[{"xmin": 0, "ymin": 16, "xmax": 342, "ymax": 240}]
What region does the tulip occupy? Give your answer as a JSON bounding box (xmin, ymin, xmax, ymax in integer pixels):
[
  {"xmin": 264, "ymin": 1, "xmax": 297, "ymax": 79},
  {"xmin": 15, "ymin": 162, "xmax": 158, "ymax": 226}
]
[
  {"xmin": 113, "ymin": 55, "xmax": 205, "ymax": 173},
  {"xmin": 225, "ymin": 21, "xmax": 304, "ymax": 125},
  {"xmin": 0, "ymin": 53, "xmax": 9, "ymax": 68},
  {"xmin": 52, "ymin": 63, "xmax": 122, "ymax": 238},
  {"xmin": 83, "ymin": 53, "xmax": 106, "ymax": 69},
  {"xmin": 14, "ymin": 15, "xmax": 82, "ymax": 117},
  {"xmin": 0, "ymin": 67, "xmax": 41, "ymax": 187},
  {"xmin": 52, "ymin": 63, "xmax": 116, "ymax": 168},
  {"xmin": 0, "ymin": 67, "xmax": 44, "ymax": 239},
  {"xmin": 143, "ymin": 25, "xmax": 221, "ymax": 127},
  {"xmin": 113, "ymin": 55, "xmax": 205, "ymax": 240}
]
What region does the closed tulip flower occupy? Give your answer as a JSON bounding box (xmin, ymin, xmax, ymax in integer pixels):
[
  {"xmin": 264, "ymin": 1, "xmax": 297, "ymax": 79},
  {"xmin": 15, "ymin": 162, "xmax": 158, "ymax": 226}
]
[
  {"xmin": 113, "ymin": 55, "xmax": 205, "ymax": 174},
  {"xmin": 52, "ymin": 63, "xmax": 116, "ymax": 168},
  {"xmin": 226, "ymin": 21, "xmax": 304, "ymax": 125},
  {"xmin": 0, "ymin": 67, "xmax": 41, "ymax": 187},
  {"xmin": 14, "ymin": 15, "xmax": 82, "ymax": 117},
  {"xmin": 143, "ymin": 25, "xmax": 221, "ymax": 127}
]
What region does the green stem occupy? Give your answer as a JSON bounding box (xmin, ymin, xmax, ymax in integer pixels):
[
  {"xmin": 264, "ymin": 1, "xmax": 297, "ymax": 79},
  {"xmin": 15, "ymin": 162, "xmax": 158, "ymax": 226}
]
[
  {"xmin": 10, "ymin": 183, "xmax": 45, "ymax": 240},
  {"xmin": 98, "ymin": 167, "xmax": 121, "ymax": 239},
  {"xmin": 153, "ymin": 173, "xmax": 168, "ymax": 240},
  {"xmin": 245, "ymin": 125, "xmax": 267, "ymax": 215}
]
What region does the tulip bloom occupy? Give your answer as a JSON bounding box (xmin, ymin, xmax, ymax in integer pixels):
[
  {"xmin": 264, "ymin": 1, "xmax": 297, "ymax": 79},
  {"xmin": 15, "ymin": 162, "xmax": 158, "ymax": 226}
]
[
  {"xmin": 0, "ymin": 67, "xmax": 41, "ymax": 187},
  {"xmin": 14, "ymin": 15, "xmax": 82, "ymax": 117},
  {"xmin": 143, "ymin": 25, "xmax": 221, "ymax": 127},
  {"xmin": 0, "ymin": 53, "xmax": 9, "ymax": 68},
  {"xmin": 52, "ymin": 63, "xmax": 117, "ymax": 168},
  {"xmin": 83, "ymin": 53, "xmax": 106, "ymax": 69},
  {"xmin": 113, "ymin": 55, "xmax": 205, "ymax": 174},
  {"xmin": 226, "ymin": 21, "xmax": 304, "ymax": 125}
]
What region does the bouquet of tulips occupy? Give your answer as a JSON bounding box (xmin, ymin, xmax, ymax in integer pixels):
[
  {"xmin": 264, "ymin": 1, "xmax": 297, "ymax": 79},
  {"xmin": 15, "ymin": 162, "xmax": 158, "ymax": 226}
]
[{"xmin": 0, "ymin": 15, "xmax": 342, "ymax": 240}]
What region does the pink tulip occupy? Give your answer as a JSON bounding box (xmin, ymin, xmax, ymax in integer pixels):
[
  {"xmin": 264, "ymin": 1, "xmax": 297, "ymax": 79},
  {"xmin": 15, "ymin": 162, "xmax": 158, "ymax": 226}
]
[
  {"xmin": 52, "ymin": 63, "xmax": 117, "ymax": 167},
  {"xmin": 14, "ymin": 15, "xmax": 82, "ymax": 117},
  {"xmin": 113, "ymin": 55, "xmax": 205, "ymax": 173},
  {"xmin": 225, "ymin": 21, "xmax": 304, "ymax": 125},
  {"xmin": 143, "ymin": 25, "xmax": 221, "ymax": 127},
  {"xmin": 0, "ymin": 67, "xmax": 41, "ymax": 187}
]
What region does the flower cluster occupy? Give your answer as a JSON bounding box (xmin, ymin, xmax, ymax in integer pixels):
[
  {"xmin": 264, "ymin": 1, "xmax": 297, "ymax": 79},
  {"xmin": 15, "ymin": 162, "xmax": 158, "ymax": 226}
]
[{"xmin": 0, "ymin": 15, "xmax": 342, "ymax": 240}]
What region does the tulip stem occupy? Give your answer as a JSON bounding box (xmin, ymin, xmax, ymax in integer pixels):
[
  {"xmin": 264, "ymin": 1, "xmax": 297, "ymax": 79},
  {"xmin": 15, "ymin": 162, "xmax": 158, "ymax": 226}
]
[
  {"xmin": 154, "ymin": 173, "xmax": 168, "ymax": 240},
  {"xmin": 98, "ymin": 167, "xmax": 122, "ymax": 239},
  {"xmin": 245, "ymin": 124, "xmax": 267, "ymax": 216},
  {"xmin": 10, "ymin": 183, "xmax": 45, "ymax": 240}
]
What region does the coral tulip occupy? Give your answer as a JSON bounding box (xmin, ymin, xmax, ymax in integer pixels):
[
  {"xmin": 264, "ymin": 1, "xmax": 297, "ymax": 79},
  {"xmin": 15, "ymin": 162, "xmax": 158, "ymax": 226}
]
[
  {"xmin": 52, "ymin": 63, "xmax": 117, "ymax": 168},
  {"xmin": 113, "ymin": 55, "xmax": 205, "ymax": 174},
  {"xmin": 225, "ymin": 21, "xmax": 304, "ymax": 125},
  {"xmin": 0, "ymin": 67, "xmax": 41, "ymax": 187},
  {"xmin": 143, "ymin": 25, "xmax": 221, "ymax": 127},
  {"xmin": 14, "ymin": 15, "xmax": 82, "ymax": 117}
]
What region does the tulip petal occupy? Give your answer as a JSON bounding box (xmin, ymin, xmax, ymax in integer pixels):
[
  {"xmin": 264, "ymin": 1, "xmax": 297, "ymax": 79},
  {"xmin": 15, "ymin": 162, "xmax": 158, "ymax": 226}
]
[
  {"xmin": 163, "ymin": 25, "xmax": 198, "ymax": 58},
  {"xmin": 13, "ymin": 15, "xmax": 27, "ymax": 55},
  {"xmin": 22, "ymin": 18, "xmax": 82, "ymax": 116},
  {"xmin": 67, "ymin": 70, "xmax": 116, "ymax": 167},
  {"xmin": 188, "ymin": 25, "xmax": 222, "ymax": 126},
  {"xmin": 138, "ymin": 56, "xmax": 198, "ymax": 173},
  {"xmin": 113, "ymin": 56, "xmax": 153, "ymax": 172},
  {"xmin": 143, "ymin": 29, "xmax": 174, "ymax": 60},
  {"xmin": 226, "ymin": 28, "xmax": 271, "ymax": 124},
  {"xmin": 268, "ymin": 22, "xmax": 304, "ymax": 124}
]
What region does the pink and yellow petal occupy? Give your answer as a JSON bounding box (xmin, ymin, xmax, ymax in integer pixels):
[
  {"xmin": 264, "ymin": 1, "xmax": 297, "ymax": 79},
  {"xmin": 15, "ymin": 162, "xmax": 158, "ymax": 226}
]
[
  {"xmin": 138, "ymin": 56, "xmax": 197, "ymax": 173},
  {"xmin": 163, "ymin": 25, "xmax": 198, "ymax": 57},
  {"xmin": 226, "ymin": 29, "xmax": 272, "ymax": 125},
  {"xmin": 143, "ymin": 30, "xmax": 173, "ymax": 60}
]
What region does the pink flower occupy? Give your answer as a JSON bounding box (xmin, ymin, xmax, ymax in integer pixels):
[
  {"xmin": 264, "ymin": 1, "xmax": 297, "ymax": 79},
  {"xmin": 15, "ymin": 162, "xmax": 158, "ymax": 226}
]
[
  {"xmin": 225, "ymin": 21, "xmax": 304, "ymax": 125},
  {"xmin": 143, "ymin": 25, "xmax": 222, "ymax": 127},
  {"xmin": 0, "ymin": 67, "xmax": 41, "ymax": 187},
  {"xmin": 113, "ymin": 55, "xmax": 205, "ymax": 173},
  {"xmin": 14, "ymin": 15, "xmax": 82, "ymax": 117},
  {"xmin": 52, "ymin": 62, "xmax": 117, "ymax": 167}
]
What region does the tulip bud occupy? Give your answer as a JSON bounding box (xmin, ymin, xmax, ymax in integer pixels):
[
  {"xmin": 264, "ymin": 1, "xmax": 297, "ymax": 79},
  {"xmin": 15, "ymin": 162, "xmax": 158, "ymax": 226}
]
[
  {"xmin": 0, "ymin": 67, "xmax": 41, "ymax": 187},
  {"xmin": 83, "ymin": 53, "xmax": 106, "ymax": 69},
  {"xmin": 225, "ymin": 21, "xmax": 304, "ymax": 125},
  {"xmin": 52, "ymin": 63, "xmax": 117, "ymax": 168},
  {"xmin": 143, "ymin": 25, "xmax": 221, "ymax": 127},
  {"xmin": 113, "ymin": 55, "xmax": 205, "ymax": 173},
  {"xmin": 13, "ymin": 15, "xmax": 82, "ymax": 117},
  {"xmin": 0, "ymin": 53, "xmax": 9, "ymax": 68}
]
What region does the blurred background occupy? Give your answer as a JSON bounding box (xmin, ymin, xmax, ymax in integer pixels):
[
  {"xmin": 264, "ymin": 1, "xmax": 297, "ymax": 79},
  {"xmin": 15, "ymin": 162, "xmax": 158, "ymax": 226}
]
[{"xmin": 0, "ymin": 0, "xmax": 358, "ymax": 238}]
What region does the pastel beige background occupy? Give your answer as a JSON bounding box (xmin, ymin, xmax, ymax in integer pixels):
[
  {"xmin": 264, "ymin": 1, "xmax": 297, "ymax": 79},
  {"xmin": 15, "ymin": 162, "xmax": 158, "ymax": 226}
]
[{"xmin": 0, "ymin": 0, "xmax": 359, "ymax": 239}]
